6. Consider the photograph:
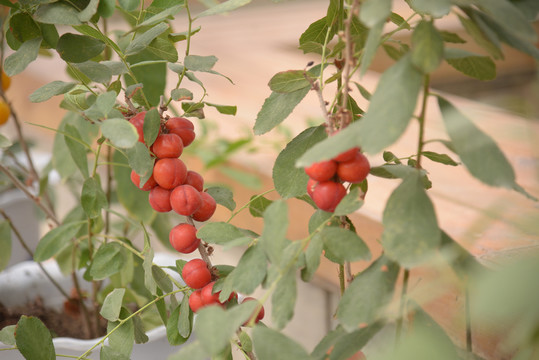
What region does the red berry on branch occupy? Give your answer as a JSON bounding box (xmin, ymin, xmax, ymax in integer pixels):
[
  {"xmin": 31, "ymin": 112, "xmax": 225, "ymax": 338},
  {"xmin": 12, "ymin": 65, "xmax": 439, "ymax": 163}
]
[
  {"xmin": 191, "ymin": 192, "xmax": 216, "ymax": 222},
  {"xmin": 305, "ymin": 160, "xmax": 337, "ymax": 182},
  {"xmin": 166, "ymin": 117, "xmax": 196, "ymax": 147},
  {"xmin": 169, "ymin": 223, "xmax": 200, "ymax": 254},
  {"xmin": 307, "ymin": 178, "xmax": 318, "ymax": 198},
  {"xmin": 129, "ymin": 111, "xmax": 146, "ymax": 143},
  {"xmin": 189, "ymin": 290, "xmax": 204, "ymax": 313},
  {"xmin": 185, "ymin": 170, "xmax": 204, "ymax": 192},
  {"xmin": 242, "ymin": 297, "xmax": 265, "ymax": 325},
  {"xmin": 153, "ymin": 158, "xmax": 187, "ymax": 189},
  {"xmin": 149, "ymin": 186, "xmax": 172, "ymax": 212},
  {"xmin": 170, "ymin": 184, "xmax": 202, "ymax": 216},
  {"xmin": 182, "ymin": 258, "xmax": 212, "ymax": 289},
  {"xmin": 151, "ymin": 133, "xmax": 183, "ymax": 159},
  {"xmin": 334, "ymin": 147, "xmax": 360, "ymax": 163},
  {"xmin": 201, "ymin": 281, "xmax": 222, "ymax": 306},
  {"xmin": 337, "ymin": 152, "xmax": 370, "ymax": 183},
  {"xmin": 130, "ymin": 170, "xmax": 157, "ymax": 191},
  {"xmin": 311, "ymin": 181, "xmax": 346, "ymax": 212}
]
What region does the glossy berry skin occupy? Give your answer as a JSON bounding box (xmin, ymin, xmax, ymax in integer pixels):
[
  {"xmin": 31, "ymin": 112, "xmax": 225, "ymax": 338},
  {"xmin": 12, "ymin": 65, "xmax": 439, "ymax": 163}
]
[
  {"xmin": 242, "ymin": 297, "xmax": 265, "ymax": 324},
  {"xmin": 170, "ymin": 184, "xmax": 202, "ymax": 216},
  {"xmin": 130, "ymin": 170, "xmax": 157, "ymax": 191},
  {"xmin": 185, "ymin": 170, "xmax": 204, "ymax": 192},
  {"xmin": 152, "ymin": 133, "xmax": 183, "ymax": 159},
  {"xmin": 201, "ymin": 282, "xmax": 222, "ymax": 306},
  {"xmin": 311, "ymin": 181, "xmax": 346, "ymax": 212},
  {"xmin": 307, "ymin": 178, "xmax": 318, "ymax": 198},
  {"xmin": 169, "ymin": 223, "xmax": 200, "ymax": 254},
  {"xmin": 334, "ymin": 147, "xmax": 360, "ymax": 163},
  {"xmin": 191, "ymin": 192, "xmax": 216, "ymax": 222},
  {"xmin": 129, "ymin": 111, "xmax": 146, "ymax": 143},
  {"xmin": 189, "ymin": 290, "xmax": 204, "ymax": 313},
  {"xmin": 153, "ymin": 158, "xmax": 187, "ymax": 189},
  {"xmin": 305, "ymin": 160, "xmax": 337, "ymax": 182},
  {"xmin": 182, "ymin": 258, "xmax": 212, "ymax": 289},
  {"xmin": 166, "ymin": 117, "xmax": 195, "ymax": 147},
  {"xmin": 149, "ymin": 186, "xmax": 172, "ymax": 212},
  {"xmin": 336, "ymin": 152, "xmax": 370, "ymax": 183}
]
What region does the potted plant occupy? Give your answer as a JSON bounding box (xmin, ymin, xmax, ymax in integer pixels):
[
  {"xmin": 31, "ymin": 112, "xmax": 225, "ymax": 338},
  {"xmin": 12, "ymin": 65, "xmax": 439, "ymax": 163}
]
[{"xmin": 1, "ymin": 0, "xmax": 539, "ymax": 359}]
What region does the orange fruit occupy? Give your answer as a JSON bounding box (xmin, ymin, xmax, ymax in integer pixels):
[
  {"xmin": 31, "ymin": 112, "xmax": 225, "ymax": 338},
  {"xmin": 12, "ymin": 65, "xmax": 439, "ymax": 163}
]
[
  {"xmin": 1, "ymin": 70, "xmax": 10, "ymax": 91},
  {"xmin": 0, "ymin": 100, "xmax": 11, "ymax": 126}
]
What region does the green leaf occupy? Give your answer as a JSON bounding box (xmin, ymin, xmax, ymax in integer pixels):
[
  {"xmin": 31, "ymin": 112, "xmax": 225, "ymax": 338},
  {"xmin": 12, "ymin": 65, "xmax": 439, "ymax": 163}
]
[
  {"xmin": 411, "ymin": 20, "xmax": 444, "ymax": 73},
  {"xmin": 297, "ymin": 56, "xmax": 422, "ymax": 165},
  {"xmin": 197, "ymin": 222, "xmax": 251, "ymax": 245},
  {"xmin": 204, "ymin": 102, "xmax": 237, "ymax": 115},
  {"xmin": 112, "ymin": 151, "xmax": 154, "ymax": 221},
  {"xmin": 34, "ymin": 2, "xmax": 82, "ymax": 25},
  {"xmin": 254, "ymin": 87, "xmax": 310, "ymax": 135},
  {"xmin": 444, "ymin": 48, "xmax": 496, "ymax": 80},
  {"xmin": 64, "ymin": 123, "xmax": 90, "ymax": 178},
  {"xmin": 329, "ymin": 321, "xmax": 385, "ymax": 360},
  {"xmin": 171, "ymin": 88, "xmax": 193, "ymax": 101},
  {"xmin": 72, "ymin": 61, "xmax": 113, "ymax": 83},
  {"xmin": 143, "ymin": 108, "xmax": 161, "ymax": 146},
  {"xmin": 268, "ymin": 70, "xmax": 311, "ymax": 93},
  {"xmin": 195, "ymin": 0, "xmax": 252, "ymax": 18},
  {"xmin": 118, "ymin": 0, "xmax": 138, "ymax": 11},
  {"xmin": 90, "ymin": 243, "xmax": 126, "ymax": 280},
  {"xmin": 101, "ymin": 118, "xmax": 139, "ymax": 149},
  {"xmin": 458, "ymin": 14, "xmax": 503, "ymax": 60},
  {"xmin": 333, "ymin": 187, "xmax": 364, "ymax": 216},
  {"xmin": 439, "ymin": 30, "xmax": 466, "ymax": 44},
  {"xmin": 221, "ymin": 245, "xmax": 267, "ymax": 299},
  {"xmin": 421, "ymin": 150, "xmax": 458, "ymax": 166},
  {"xmin": 300, "ymin": 231, "xmax": 323, "ymax": 282},
  {"xmin": 248, "ymin": 195, "xmax": 273, "ymax": 218},
  {"xmin": 336, "ymin": 255, "xmax": 399, "ymax": 331},
  {"xmin": 137, "ymin": 4, "xmax": 185, "ymax": 27},
  {"xmin": 34, "ymin": 221, "xmax": 85, "ymax": 262},
  {"xmin": 0, "ymin": 134, "xmax": 12, "ymax": 148},
  {"xmin": 300, "ymin": 17, "xmax": 335, "ymax": 48},
  {"xmin": 273, "ymin": 126, "xmax": 327, "ymax": 198},
  {"xmin": 440, "ymin": 231, "xmax": 485, "ymax": 280},
  {"xmin": 0, "ymin": 221, "xmax": 12, "ymax": 271},
  {"xmin": 167, "ymin": 303, "xmax": 189, "ymax": 345},
  {"xmin": 78, "ymin": 0, "xmax": 99, "ymax": 22},
  {"xmin": 185, "ymin": 54, "xmax": 218, "ymax": 71},
  {"xmin": 194, "ymin": 302, "xmax": 257, "ymax": 356},
  {"xmin": 15, "ymin": 316, "xmax": 55, "ymax": 360},
  {"xmin": 359, "ymin": 0, "xmax": 392, "ymax": 28},
  {"xmin": 29, "ymin": 81, "xmax": 76, "ymax": 103},
  {"xmin": 252, "ymin": 326, "xmax": 311, "ymax": 360},
  {"xmin": 152, "ymin": 265, "xmax": 172, "ymax": 293},
  {"xmin": 100, "ymin": 288, "xmax": 126, "ymax": 321},
  {"xmin": 9, "ymin": 13, "xmax": 41, "ymax": 43},
  {"xmin": 259, "ymin": 201, "xmax": 288, "ymax": 264},
  {"xmin": 205, "ymin": 186, "xmax": 236, "ymax": 211},
  {"xmin": 126, "ymin": 23, "xmax": 169, "ymax": 56},
  {"xmin": 57, "ymin": 33, "xmax": 105, "ymax": 63},
  {"xmin": 382, "ymin": 171, "xmax": 441, "ymax": 268},
  {"xmin": 126, "ymin": 50, "xmax": 166, "ymax": 107},
  {"xmin": 107, "ymin": 308, "xmax": 134, "ymax": 357},
  {"xmin": 438, "ymin": 96, "xmax": 517, "ymax": 188},
  {"xmin": 168, "ymin": 341, "xmax": 208, "ymax": 360},
  {"xmin": 406, "ymin": 0, "xmax": 451, "ymax": 17},
  {"xmin": 147, "ymin": 36, "xmax": 179, "ymax": 62},
  {"xmin": 4, "ymin": 37, "xmax": 41, "ymax": 76},
  {"xmin": 126, "ymin": 142, "xmax": 154, "ymax": 187},
  {"xmin": 271, "ymin": 266, "xmax": 297, "ymax": 329},
  {"xmin": 178, "ymin": 294, "xmax": 192, "ymax": 338},
  {"xmin": 320, "ymin": 227, "xmax": 371, "ymax": 264},
  {"xmin": 0, "ymin": 325, "xmax": 16, "ymax": 346},
  {"xmin": 359, "ymin": 20, "xmax": 384, "ymax": 77},
  {"xmin": 81, "ymin": 176, "xmax": 108, "ymax": 219}
]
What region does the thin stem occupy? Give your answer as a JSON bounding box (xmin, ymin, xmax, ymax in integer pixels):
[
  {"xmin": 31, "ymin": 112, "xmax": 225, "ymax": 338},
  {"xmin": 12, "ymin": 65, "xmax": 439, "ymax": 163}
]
[
  {"xmin": 0, "ymin": 210, "xmax": 70, "ymax": 300},
  {"xmin": 226, "ymin": 188, "xmax": 275, "ymax": 223},
  {"xmin": 340, "ymin": 0, "xmax": 360, "ymax": 115},
  {"xmin": 465, "ymin": 283, "xmax": 473, "ymax": 354},
  {"xmin": 395, "ymin": 268, "xmax": 410, "ymax": 344},
  {"xmin": 338, "ymin": 264, "xmax": 346, "ymax": 296},
  {"xmin": 415, "ymin": 75, "xmax": 431, "ymax": 169}
]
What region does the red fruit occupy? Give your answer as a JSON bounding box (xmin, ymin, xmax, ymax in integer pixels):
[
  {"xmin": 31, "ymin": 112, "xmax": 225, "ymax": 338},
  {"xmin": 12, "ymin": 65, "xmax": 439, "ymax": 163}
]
[
  {"xmin": 182, "ymin": 259, "xmax": 212, "ymax": 289},
  {"xmin": 169, "ymin": 223, "xmax": 200, "ymax": 254},
  {"xmin": 305, "ymin": 160, "xmax": 337, "ymax": 182},
  {"xmin": 149, "ymin": 186, "xmax": 172, "ymax": 212},
  {"xmin": 153, "ymin": 158, "xmax": 187, "ymax": 189},
  {"xmin": 191, "ymin": 192, "xmax": 216, "ymax": 222},
  {"xmin": 201, "ymin": 282, "xmax": 222, "ymax": 306},
  {"xmin": 130, "ymin": 170, "xmax": 157, "ymax": 191},
  {"xmin": 170, "ymin": 184, "xmax": 202, "ymax": 216},
  {"xmin": 185, "ymin": 170, "xmax": 204, "ymax": 192},
  {"xmin": 311, "ymin": 181, "xmax": 346, "ymax": 212},
  {"xmin": 337, "ymin": 152, "xmax": 370, "ymax": 183},
  {"xmin": 129, "ymin": 111, "xmax": 146, "ymax": 143},
  {"xmin": 151, "ymin": 133, "xmax": 183, "ymax": 159},
  {"xmin": 334, "ymin": 147, "xmax": 360, "ymax": 163},
  {"xmin": 166, "ymin": 117, "xmax": 195, "ymax": 147},
  {"xmin": 242, "ymin": 297, "xmax": 265, "ymax": 324},
  {"xmin": 307, "ymin": 178, "xmax": 318, "ymax": 198},
  {"xmin": 189, "ymin": 290, "xmax": 204, "ymax": 313}
]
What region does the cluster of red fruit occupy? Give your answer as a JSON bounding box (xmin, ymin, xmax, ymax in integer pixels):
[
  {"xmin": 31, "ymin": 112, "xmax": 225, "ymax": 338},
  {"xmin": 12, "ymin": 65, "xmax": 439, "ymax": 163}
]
[
  {"xmin": 128, "ymin": 111, "xmax": 264, "ymax": 321},
  {"xmin": 305, "ymin": 147, "xmax": 370, "ymax": 212}
]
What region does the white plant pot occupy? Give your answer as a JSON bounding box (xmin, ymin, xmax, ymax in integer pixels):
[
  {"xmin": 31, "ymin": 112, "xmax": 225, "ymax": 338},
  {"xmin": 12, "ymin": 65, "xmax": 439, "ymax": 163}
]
[{"xmin": 0, "ymin": 253, "xmax": 188, "ymax": 359}]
